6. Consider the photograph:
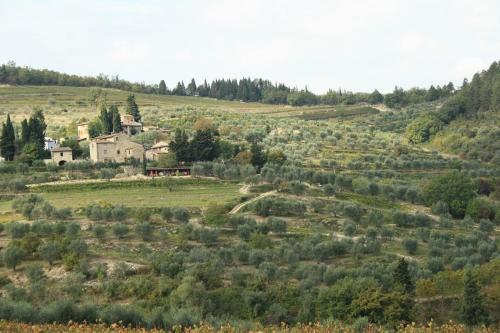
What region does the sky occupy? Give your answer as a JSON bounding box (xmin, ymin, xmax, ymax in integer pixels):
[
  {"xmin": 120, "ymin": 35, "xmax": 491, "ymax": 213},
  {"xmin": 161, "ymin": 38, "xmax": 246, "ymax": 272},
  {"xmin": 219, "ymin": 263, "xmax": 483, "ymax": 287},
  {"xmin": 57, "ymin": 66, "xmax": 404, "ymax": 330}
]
[{"xmin": 0, "ymin": 0, "xmax": 499, "ymax": 94}]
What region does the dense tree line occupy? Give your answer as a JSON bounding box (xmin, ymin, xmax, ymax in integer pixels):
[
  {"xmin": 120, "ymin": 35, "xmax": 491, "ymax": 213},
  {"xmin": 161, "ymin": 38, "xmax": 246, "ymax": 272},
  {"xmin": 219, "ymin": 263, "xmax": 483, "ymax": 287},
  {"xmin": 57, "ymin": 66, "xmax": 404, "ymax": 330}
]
[
  {"xmin": 407, "ymin": 61, "xmax": 500, "ymax": 144},
  {"xmin": 1, "ymin": 62, "xmax": 456, "ymax": 107},
  {"xmin": 1, "ymin": 109, "xmax": 48, "ymax": 163}
]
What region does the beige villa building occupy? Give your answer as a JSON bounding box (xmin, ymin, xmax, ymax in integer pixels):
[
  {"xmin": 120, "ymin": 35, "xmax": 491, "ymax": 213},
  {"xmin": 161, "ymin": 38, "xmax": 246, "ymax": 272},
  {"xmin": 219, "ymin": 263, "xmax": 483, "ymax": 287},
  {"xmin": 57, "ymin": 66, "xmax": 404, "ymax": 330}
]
[
  {"xmin": 89, "ymin": 133, "xmax": 144, "ymax": 163},
  {"xmin": 146, "ymin": 141, "xmax": 170, "ymax": 161},
  {"xmin": 77, "ymin": 122, "xmax": 90, "ymax": 141},
  {"xmin": 50, "ymin": 147, "xmax": 73, "ymax": 166},
  {"xmin": 121, "ymin": 114, "xmax": 143, "ymax": 136},
  {"xmin": 77, "ymin": 115, "xmax": 143, "ymax": 141}
]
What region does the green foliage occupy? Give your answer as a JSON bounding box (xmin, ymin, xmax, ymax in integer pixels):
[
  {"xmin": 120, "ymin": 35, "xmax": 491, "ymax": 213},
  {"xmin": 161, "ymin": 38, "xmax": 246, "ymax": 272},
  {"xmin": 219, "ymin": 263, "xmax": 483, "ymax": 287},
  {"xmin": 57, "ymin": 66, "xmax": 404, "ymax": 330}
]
[
  {"xmin": 422, "ymin": 172, "xmax": 476, "ymax": 218},
  {"xmin": 406, "ymin": 114, "xmax": 443, "ymax": 144},
  {"xmin": 38, "ymin": 242, "xmax": 60, "ymax": 266},
  {"xmin": 125, "ymin": 94, "xmax": 141, "ymax": 122},
  {"xmin": 0, "ymin": 114, "xmax": 15, "ymax": 161},
  {"xmin": 460, "ymin": 270, "xmax": 489, "ymax": 326},
  {"xmin": 3, "ymin": 246, "xmax": 25, "ymax": 271}
]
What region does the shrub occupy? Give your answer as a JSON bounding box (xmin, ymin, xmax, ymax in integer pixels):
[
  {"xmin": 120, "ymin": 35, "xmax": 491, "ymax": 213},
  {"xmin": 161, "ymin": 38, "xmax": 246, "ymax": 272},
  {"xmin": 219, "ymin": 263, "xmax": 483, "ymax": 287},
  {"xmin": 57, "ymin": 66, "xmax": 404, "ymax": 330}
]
[
  {"xmin": 422, "ymin": 172, "xmax": 475, "ymax": 218},
  {"xmin": 38, "ymin": 242, "xmax": 60, "ymax": 266},
  {"xmin": 3, "ymin": 246, "xmax": 25, "ymax": 271},
  {"xmin": 113, "ymin": 223, "xmax": 130, "ymax": 239},
  {"xmin": 427, "ymin": 257, "xmax": 444, "ymax": 274},
  {"xmin": 135, "ymin": 222, "xmax": 153, "ymax": 241},
  {"xmin": 266, "ymin": 217, "xmax": 287, "ymax": 234},
  {"xmin": 343, "ymin": 204, "xmax": 362, "ymax": 222},
  {"xmin": 6, "ymin": 222, "xmax": 30, "ymax": 239},
  {"xmin": 402, "ymin": 238, "xmax": 418, "ymax": 255},
  {"xmin": 172, "ymin": 207, "xmax": 190, "ymax": 223},
  {"xmin": 343, "ymin": 223, "xmax": 356, "ymax": 236},
  {"xmin": 160, "ymin": 207, "xmax": 173, "ymax": 221},
  {"xmin": 92, "ymin": 224, "xmax": 107, "ymax": 241}
]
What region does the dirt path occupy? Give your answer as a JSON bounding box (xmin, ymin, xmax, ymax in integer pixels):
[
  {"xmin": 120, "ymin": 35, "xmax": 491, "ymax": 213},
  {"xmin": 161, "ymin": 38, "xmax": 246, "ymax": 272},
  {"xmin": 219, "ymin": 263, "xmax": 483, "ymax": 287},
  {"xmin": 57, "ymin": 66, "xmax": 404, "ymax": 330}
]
[{"xmin": 229, "ymin": 190, "xmax": 277, "ymax": 214}]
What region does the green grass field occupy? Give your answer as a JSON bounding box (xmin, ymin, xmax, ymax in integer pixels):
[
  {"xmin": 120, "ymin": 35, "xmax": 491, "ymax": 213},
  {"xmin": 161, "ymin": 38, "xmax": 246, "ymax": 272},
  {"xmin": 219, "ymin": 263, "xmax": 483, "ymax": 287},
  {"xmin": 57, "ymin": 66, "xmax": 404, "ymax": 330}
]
[{"xmin": 1, "ymin": 178, "xmax": 241, "ymax": 212}]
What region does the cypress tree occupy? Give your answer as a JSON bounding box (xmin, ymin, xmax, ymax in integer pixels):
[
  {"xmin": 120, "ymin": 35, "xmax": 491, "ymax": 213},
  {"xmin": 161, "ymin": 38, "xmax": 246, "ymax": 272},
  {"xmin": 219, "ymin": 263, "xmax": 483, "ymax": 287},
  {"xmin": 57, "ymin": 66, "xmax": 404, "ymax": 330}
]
[
  {"xmin": 109, "ymin": 104, "xmax": 122, "ymax": 133},
  {"xmin": 125, "ymin": 94, "xmax": 141, "ymax": 122},
  {"xmin": 461, "ymin": 269, "xmax": 489, "ymax": 326},
  {"xmin": 393, "ymin": 258, "xmax": 415, "ymax": 295},
  {"xmin": 0, "ymin": 114, "xmax": 16, "ymax": 161},
  {"xmin": 159, "ymin": 80, "xmax": 167, "ymax": 95},
  {"xmin": 20, "ymin": 119, "xmax": 29, "ymax": 147},
  {"xmin": 187, "ymin": 78, "xmax": 197, "ymax": 96},
  {"xmin": 98, "ymin": 104, "xmax": 111, "ymax": 134},
  {"xmin": 27, "ymin": 109, "xmax": 46, "ymax": 159},
  {"xmin": 250, "ymin": 143, "xmax": 267, "ymax": 171}
]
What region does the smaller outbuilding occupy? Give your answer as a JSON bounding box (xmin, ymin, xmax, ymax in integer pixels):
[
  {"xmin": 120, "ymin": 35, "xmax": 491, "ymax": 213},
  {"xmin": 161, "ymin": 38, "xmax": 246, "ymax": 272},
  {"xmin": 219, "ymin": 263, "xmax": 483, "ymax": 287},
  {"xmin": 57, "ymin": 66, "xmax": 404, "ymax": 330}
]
[{"xmin": 50, "ymin": 146, "xmax": 73, "ymax": 166}]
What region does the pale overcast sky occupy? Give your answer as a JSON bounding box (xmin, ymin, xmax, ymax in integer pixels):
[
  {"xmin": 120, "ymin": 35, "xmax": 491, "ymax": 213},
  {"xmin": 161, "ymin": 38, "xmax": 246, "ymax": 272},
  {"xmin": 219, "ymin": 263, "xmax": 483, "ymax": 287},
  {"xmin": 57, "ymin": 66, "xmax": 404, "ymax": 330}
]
[{"xmin": 1, "ymin": 0, "xmax": 499, "ymax": 93}]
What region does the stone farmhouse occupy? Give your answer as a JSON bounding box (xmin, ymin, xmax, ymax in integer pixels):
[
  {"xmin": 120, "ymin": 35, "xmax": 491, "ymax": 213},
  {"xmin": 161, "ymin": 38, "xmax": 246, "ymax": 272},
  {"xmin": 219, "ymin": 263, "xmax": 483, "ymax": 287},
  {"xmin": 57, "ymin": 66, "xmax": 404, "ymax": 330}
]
[
  {"xmin": 145, "ymin": 141, "xmax": 170, "ymax": 161},
  {"xmin": 120, "ymin": 114, "xmax": 143, "ymax": 136},
  {"xmin": 77, "ymin": 122, "xmax": 90, "ymax": 141},
  {"xmin": 50, "ymin": 146, "xmax": 73, "ymax": 166},
  {"xmin": 89, "ymin": 133, "xmax": 144, "ymax": 163},
  {"xmin": 77, "ymin": 115, "xmax": 143, "ymax": 141}
]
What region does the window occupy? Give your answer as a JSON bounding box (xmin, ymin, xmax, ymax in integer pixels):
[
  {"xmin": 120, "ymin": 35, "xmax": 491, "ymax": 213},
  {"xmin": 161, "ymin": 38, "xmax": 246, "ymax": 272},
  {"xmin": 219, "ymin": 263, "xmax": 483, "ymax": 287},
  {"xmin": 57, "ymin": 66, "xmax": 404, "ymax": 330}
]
[
  {"xmin": 60, "ymin": 152, "xmax": 63, "ymax": 157},
  {"xmin": 116, "ymin": 150, "xmax": 120, "ymax": 155}
]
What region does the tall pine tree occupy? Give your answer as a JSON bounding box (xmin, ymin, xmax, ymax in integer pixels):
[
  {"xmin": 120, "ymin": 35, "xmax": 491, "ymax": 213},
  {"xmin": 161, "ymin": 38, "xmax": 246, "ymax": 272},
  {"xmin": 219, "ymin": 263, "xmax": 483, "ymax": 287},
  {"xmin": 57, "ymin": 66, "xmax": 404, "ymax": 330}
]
[
  {"xmin": 187, "ymin": 78, "xmax": 197, "ymax": 96},
  {"xmin": 27, "ymin": 109, "xmax": 47, "ymax": 159},
  {"xmin": 99, "ymin": 104, "xmax": 112, "ymax": 134},
  {"xmin": 20, "ymin": 119, "xmax": 29, "ymax": 148},
  {"xmin": 393, "ymin": 258, "xmax": 415, "ymax": 295},
  {"xmin": 0, "ymin": 114, "xmax": 16, "ymax": 161},
  {"xmin": 125, "ymin": 94, "xmax": 141, "ymax": 122},
  {"xmin": 461, "ymin": 270, "xmax": 489, "ymax": 326},
  {"xmin": 109, "ymin": 104, "xmax": 122, "ymax": 133},
  {"xmin": 159, "ymin": 80, "xmax": 167, "ymax": 95},
  {"xmin": 169, "ymin": 129, "xmax": 190, "ymax": 162}
]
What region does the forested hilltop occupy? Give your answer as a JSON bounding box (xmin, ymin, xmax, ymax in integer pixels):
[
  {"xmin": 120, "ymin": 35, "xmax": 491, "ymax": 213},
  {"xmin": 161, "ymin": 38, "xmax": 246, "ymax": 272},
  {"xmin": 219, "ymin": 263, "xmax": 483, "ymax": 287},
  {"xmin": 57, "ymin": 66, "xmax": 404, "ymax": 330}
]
[
  {"xmin": 1, "ymin": 61, "xmax": 454, "ymax": 106},
  {"xmin": 406, "ymin": 61, "xmax": 500, "ymax": 164}
]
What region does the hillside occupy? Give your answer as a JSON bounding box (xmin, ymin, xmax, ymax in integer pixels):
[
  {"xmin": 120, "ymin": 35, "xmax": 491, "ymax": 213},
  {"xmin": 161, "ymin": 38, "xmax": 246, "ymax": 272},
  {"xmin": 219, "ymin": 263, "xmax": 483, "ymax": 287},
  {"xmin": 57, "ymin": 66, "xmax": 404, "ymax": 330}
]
[{"xmin": 0, "ymin": 65, "xmax": 498, "ymax": 332}]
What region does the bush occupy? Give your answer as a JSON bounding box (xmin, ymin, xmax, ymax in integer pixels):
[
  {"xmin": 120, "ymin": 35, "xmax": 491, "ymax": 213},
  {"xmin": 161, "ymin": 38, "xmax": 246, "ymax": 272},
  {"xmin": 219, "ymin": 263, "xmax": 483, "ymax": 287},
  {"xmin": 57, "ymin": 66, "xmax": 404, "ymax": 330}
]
[
  {"xmin": 113, "ymin": 223, "xmax": 130, "ymax": 239},
  {"xmin": 172, "ymin": 207, "xmax": 190, "ymax": 223},
  {"xmin": 422, "ymin": 172, "xmax": 476, "ymax": 218},
  {"xmin": 402, "ymin": 238, "xmax": 418, "ymax": 255},
  {"xmin": 135, "ymin": 222, "xmax": 153, "ymax": 241},
  {"xmin": 38, "ymin": 242, "xmax": 60, "ymax": 266},
  {"xmin": 3, "ymin": 246, "xmax": 25, "ymax": 271},
  {"xmin": 343, "ymin": 204, "xmax": 362, "ymax": 222},
  {"xmin": 343, "ymin": 223, "xmax": 356, "ymax": 236},
  {"xmin": 266, "ymin": 217, "xmax": 287, "ymax": 234},
  {"xmin": 92, "ymin": 224, "xmax": 107, "ymax": 241},
  {"xmin": 160, "ymin": 207, "xmax": 173, "ymax": 221}
]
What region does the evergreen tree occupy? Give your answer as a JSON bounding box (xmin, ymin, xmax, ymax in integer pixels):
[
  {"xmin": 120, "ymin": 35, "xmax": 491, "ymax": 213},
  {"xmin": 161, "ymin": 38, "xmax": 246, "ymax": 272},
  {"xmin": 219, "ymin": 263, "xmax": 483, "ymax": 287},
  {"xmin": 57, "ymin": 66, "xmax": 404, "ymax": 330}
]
[
  {"xmin": 20, "ymin": 119, "xmax": 29, "ymax": 147},
  {"xmin": 98, "ymin": 104, "xmax": 112, "ymax": 134},
  {"xmin": 368, "ymin": 89, "xmax": 384, "ymax": 104},
  {"xmin": 170, "ymin": 129, "xmax": 191, "ymax": 162},
  {"xmin": 158, "ymin": 80, "xmax": 167, "ymax": 95},
  {"xmin": 250, "ymin": 143, "xmax": 267, "ymax": 171},
  {"xmin": 393, "ymin": 258, "xmax": 415, "ymax": 295},
  {"xmin": 461, "ymin": 270, "xmax": 489, "ymax": 326},
  {"xmin": 187, "ymin": 78, "xmax": 197, "ymax": 96},
  {"xmin": 109, "ymin": 104, "xmax": 122, "ymax": 133},
  {"xmin": 27, "ymin": 109, "xmax": 47, "ymax": 159},
  {"xmin": 198, "ymin": 80, "xmax": 210, "ymax": 97},
  {"xmin": 190, "ymin": 128, "xmax": 220, "ymax": 161},
  {"xmin": 172, "ymin": 81, "xmax": 187, "ymax": 96},
  {"xmin": 426, "ymin": 85, "xmax": 440, "ymax": 101},
  {"xmin": 125, "ymin": 94, "xmax": 141, "ymax": 122},
  {"xmin": 0, "ymin": 114, "xmax": 16, "ymax": 161}
]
